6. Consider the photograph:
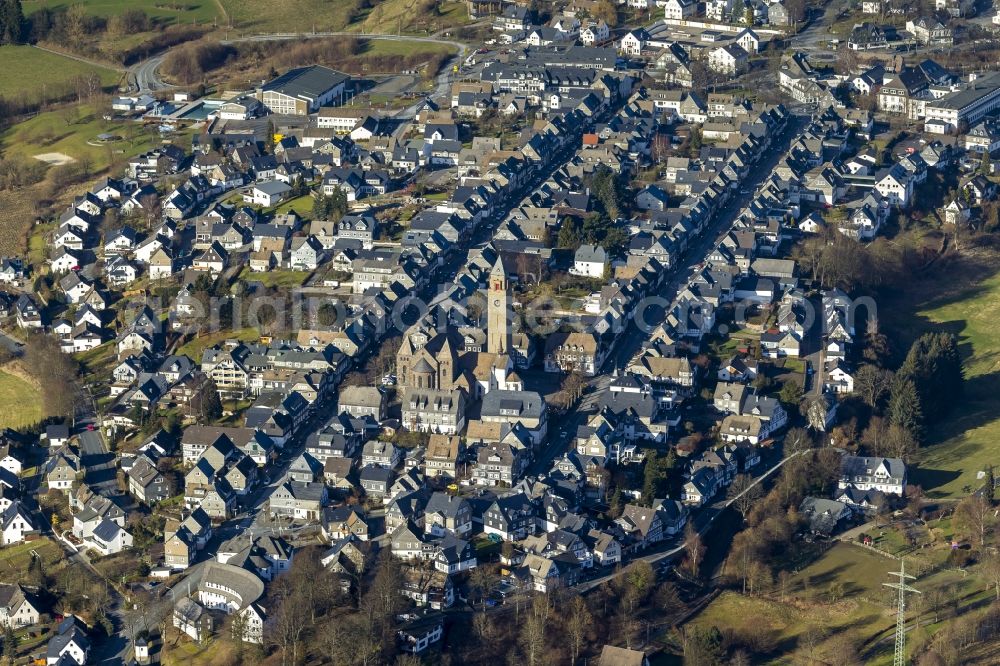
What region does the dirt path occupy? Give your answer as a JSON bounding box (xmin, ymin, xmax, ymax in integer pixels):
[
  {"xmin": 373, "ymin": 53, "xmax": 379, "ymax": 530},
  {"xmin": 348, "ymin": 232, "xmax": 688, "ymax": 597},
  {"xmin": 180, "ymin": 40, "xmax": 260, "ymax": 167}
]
[{"xmin": 30, "ymin": 43, "xmax": 126, "ymax": 73}]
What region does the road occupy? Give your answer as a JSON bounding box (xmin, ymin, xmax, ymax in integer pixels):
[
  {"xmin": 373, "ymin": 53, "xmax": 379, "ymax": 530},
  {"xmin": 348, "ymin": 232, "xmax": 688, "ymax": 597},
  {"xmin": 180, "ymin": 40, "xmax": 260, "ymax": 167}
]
[
  {"xmin": 532, "ymin": 114, "xmax": 810, "ymax": 479},
  {"xmin": 127, "ymin": 31, "xmax": 469, "ymax": 95},
  {"xmin": 130, "ymin": 55, "xmax": 171, "ymax": 92},
  {"xmin": 0, "ymin": 331, "xmax": 22, "ymax": 355}
]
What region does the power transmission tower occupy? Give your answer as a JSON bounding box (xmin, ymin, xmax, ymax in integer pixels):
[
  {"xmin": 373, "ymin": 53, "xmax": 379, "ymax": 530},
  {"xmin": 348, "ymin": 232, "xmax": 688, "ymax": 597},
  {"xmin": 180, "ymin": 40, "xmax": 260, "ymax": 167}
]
[{"xmin": 884, "ymin": 559, "xmax": 921, "ymax": 666}]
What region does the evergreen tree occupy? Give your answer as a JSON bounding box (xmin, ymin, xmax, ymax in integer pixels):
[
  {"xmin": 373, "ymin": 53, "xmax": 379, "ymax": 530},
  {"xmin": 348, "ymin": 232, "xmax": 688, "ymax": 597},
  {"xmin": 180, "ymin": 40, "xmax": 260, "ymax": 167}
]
[
  {"xmin": 0, "ymin": 0, "xmax": 26, "ymax": 44},
  {"xmin": 887, "ymin": 376, "xmax": 923, "ymax": 439},
  {"xmin": 3, "ymin": 625, "xmax": 15, "ymax": 664},
  {"xmin": 897, "ymin": 332, "xmax": 963, "ymax": 424},
  {"xmin": 557, "ymin": 218, "xmax": 582, "ymax": 250},
  {"xmin": 200, "ymin": 381, "xmax": 223, "ymax": 421},
  {"xmin": 265, "ymin": 120, "xmax": 276, "ymax": 153},
  {"xmin": 642, "ymin": 451, "xmax": 671, "ymax": 505},
  {"xmin": 328, "ymin": 187, "xmax": 348, "ymax": 219}
]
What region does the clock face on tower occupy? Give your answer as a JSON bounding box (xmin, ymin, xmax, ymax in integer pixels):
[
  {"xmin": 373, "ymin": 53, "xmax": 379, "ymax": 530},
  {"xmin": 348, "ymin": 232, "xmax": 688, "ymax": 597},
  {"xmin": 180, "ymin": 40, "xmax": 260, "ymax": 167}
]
[{"xmin": 493, "ymin": 299, "xmax": 501, "ymax": 306}]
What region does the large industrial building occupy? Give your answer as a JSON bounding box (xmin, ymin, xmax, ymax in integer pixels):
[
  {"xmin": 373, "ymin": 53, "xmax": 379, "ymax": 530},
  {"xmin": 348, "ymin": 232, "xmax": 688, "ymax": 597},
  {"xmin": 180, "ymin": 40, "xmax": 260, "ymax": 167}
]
[{"xmin": 258, "ymin": 65, "xmax": 350, "ymax": 116}]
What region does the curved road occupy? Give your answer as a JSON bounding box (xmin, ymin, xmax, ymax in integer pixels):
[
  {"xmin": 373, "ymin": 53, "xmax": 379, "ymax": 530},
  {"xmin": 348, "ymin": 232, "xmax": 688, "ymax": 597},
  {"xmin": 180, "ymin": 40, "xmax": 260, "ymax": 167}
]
[{"xmin": 127, "ymin": 31, "xmax": 468, "ymax": 96}]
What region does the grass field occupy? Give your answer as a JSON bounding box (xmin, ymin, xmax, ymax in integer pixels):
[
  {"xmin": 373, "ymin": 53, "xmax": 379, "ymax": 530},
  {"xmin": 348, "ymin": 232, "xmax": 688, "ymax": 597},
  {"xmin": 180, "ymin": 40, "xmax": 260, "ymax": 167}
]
[
  {"xmin": 0, "ymin": 371, "xmax": 44, "ymax": 430},
  {"xmin": 0, "ymin": 45, "xmax": 120, "ymax": 104},
  {"xmin": 219, "ymin": 0, "xmax": 468, "ymax": 34},
  {"xmin": 361, "ymin": 38, "xmax": 457, "ymax": 58},
  {"xmin": 177, "ymin": 327, "xmax": 260, "ymax": 360},
  {"xmin": 880, "ymin": 256, "xmax": 1000, "ymax": 498},
  {"xmin": 1, "ymin": 103, "xmax": 171, "ymax": 174},
  {"xmin": 22, "ymin": 0, "xmax": 220, "ymax": 24},
  {"xmin": 688, "ymin": 542, "xmax": 984, "ymax": 664},
  {"xmin": 354, "ymin": 0, "xmax": 469, "ymax": 35},
  {"xmin": 273, "ymin": 194, "xmax": 314, "ymax": 216},
  {"xmin": 239, "ymin": 268, "xmax": 312, "ymax": 289},
  {"xmin": 0, "ymin": 538, "xmax": 64, "ymax": 585},
  {"xmin": 2, "ymin": 104, "xmax": 186, "ymax": 261},
  {"xmin": 219, "ymin": 0, "xmax": 358, "ymax": 31}
]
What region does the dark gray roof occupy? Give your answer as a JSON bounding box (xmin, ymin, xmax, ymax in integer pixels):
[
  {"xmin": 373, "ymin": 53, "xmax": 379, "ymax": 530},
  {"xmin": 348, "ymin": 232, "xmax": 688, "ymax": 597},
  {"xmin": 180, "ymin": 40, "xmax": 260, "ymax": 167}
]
[{"xmin": 262, "ymin": 65, "xmax": 349, "ymax": 99}]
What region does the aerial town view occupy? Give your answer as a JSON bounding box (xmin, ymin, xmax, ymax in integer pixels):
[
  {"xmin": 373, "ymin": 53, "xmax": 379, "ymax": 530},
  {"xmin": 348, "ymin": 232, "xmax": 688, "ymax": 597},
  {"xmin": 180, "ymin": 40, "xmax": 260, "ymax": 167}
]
[{"xmin": 1, "ymin": 0, "xmax": 1000, "ymax": 663}]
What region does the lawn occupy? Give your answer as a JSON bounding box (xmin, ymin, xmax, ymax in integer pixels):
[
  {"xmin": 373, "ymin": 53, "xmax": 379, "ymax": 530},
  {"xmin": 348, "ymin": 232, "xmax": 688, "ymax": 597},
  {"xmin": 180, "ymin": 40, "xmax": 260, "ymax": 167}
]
[
  {"xmin": 219, "ymin": 0, "xmax": 468, "ymax": 34},
  {"xmin": 0, "ymin": 45, "xmax": 120, "ymax": 104},
  {"xmin": 687, "ymin": 542, "xmax": 982, "ymax": 665},
  {"xmin": 273, "ymin": 194, "xmax": 314, "ymax": 217},
  {"xmin": 689, "ymin": 588, "xmax": 894, "ymax": 665},
  {"xmin": 22, "ymin": 0, "xmax": 220, "ymax": 24},
  {"xmin": 361, "ymin": 39, "xmax": 457, "ymax": 58},
  {"xmin": 177, "ymin": 327, "xmax": 260, "ymax": 360},
  {"xmin": 239, "ymin": 268, "xmax": 312, "ymax": 289},
  {"xmin": 354, "ymin": 0, "xmax": 470, "ymax": 35},
  {"xmin": 0, "ymin": 538, "xmax": 64, "ymax": 585},
  {"xmin": 1, "ymin": 103, "xmax": 183, "ymax": 175},
  {"xmin": 0, "ymin": 371, "xmax": 44, "ymax": 430},
  {"xmin": 882, "ymin": 262, "xmax": 1000, "ymax": 498},
  {"xmin": 219, "ymin": 0, "xmax": 359, "ymax": 31}
]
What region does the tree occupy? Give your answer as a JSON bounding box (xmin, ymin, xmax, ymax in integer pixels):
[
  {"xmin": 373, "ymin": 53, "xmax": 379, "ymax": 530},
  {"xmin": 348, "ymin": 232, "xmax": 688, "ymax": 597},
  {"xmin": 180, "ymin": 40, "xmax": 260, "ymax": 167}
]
[
  {"xmin": 854, "ymin": 364, "xmax": 894, "ymax": 409},
  {"xmin": 266, "ymin": 120, "xmax": 276, "ymax": 152},
  {"xmin": 683, "ymin": 523, "xmax": 705, "ymax": 578},
  {"xmin": 469, "ymin": 565, "xmax": 496, "ymax": 605},
  {"xmin": 887, "ymin": 376, "xmax": 923, "ymax": 439},
  {"xmin": 778, "ymin": 380, "xmax": 803, "ymax": 408},
  {"xmin": 566, "ymin": 595, "xmax": 592, "ymax": 665},
  {"xmin": 198, "ymin": 380, "xmax": 223, "ymax": 421},
  {"xmin": 684, "ymin": 625, "xmax": 725, "ymax": 666},
  {"xmin": 592, "ymin": 0, "xmax": 617, "ymax": 27},
  {"xmin": 23, "ymin": 332, "xmax": 79, "ymax": 419},
  {"xmin": 560, "ymin": 370, "xmax": 587, "ymax": 407},
  {"xmin": 520, "ymin": 594, "xmax": 550, "ymax": 666},
  {"xmin": 642, "ymin": 451, "xmax": 672, "ymax": 505},
  {"xmin": 0, "ymin": 0, "xmax": 26, "ymax": 44},
  {"xmin": 728, "ymin": 474, "xmax": 762, "ymax": 520},
  {"xmin": 557, "ymin": 218, "xmax": 582, "ymax": 250},
  {"xmin": 862, "ymin": 415, "xmax": 891, "ymax": 456},
  {"xmin": 954, "ymin": 494, "xmax": 993, "ymax": 549},
  {"xmin": 784, "ymin": 426, "xmax": 813, "ymax": 455},
  {"xmin": 2, "ymin": 625, "xmax": 15, "ymax": 665},
  {"xmin": 885, "ymin": 423, "xmax": 918, "ymax": 462},
  {"xmin": 608, "ymin": 485, "xmax": 624, "ymax": 519},
  {"xmin": 982, "ymin": 550, "xmax": 1000, "ymax": 600},
  {"xmin": 269, "ymin": 573, "xmax": 311, "ymax": 666}
]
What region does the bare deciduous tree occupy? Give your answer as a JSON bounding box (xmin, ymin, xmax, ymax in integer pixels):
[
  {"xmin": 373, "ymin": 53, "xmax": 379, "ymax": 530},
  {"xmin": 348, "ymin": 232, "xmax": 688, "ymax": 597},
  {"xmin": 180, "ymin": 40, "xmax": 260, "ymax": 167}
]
[
  {"xmin": 566, "ymin": 595, "xmax": 592, "ymax": 665},
  {"xmin": 728, "ymin": 474, "xmax": 762, "ymax": 521}
]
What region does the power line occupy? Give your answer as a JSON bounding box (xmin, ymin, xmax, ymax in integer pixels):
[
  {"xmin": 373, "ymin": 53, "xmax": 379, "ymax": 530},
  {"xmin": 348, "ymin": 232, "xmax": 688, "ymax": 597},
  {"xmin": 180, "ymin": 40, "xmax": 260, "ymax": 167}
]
[{"xmin": 883, "ymin": 559, "xmax": 921, "ymax": 666}]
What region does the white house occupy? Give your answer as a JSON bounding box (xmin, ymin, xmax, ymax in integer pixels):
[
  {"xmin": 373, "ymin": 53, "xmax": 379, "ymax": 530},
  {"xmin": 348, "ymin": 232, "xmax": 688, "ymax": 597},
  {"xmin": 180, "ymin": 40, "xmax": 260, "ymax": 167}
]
[
  {"xmin": 838, "ymin": 455, "xmax": 906, "ymax": 495},
  {"xmin": 0, "ymin": 584, "xmax": 40, "ymax": 627},
  {"xmin": 1, "ymin": 503, "xmax": 36, "ymax": 546},
  {"xmin": 570, "ymin": 244, "xmax": 607, "ymax": 278},
  {"xmin": 874, "ymin": 164, "xmax": 913, "ymax": 207},
  {"xmin": 580, "ymin": 20, "xmax": 609, "ymax": 45},
  {"xmin": 735, "ymin": 28, "xmax": 761, "ymax": 54},
  {"xmin": 619, "ymin": 29, "xmax": 648, "ymax": 57},
  {"xmin": 708, "ymin": 44, "xmax": 749, "ymax": 75},
  {"xmin": 83, "ymin": 519, "xmax": 134, "ymax": 556},
  {"xmin": 663, "ymin": 0, "xmax": 696, "ymax": 20},
  {"xmin": 247, "ymin": 181, "xmax": 292, "ymax": 208}
]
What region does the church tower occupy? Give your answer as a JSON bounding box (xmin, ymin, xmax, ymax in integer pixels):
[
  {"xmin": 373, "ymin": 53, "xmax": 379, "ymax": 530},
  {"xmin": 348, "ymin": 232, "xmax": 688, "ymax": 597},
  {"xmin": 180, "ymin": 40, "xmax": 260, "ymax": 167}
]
[{"xmin": 487, "ymin": 258, "xmax": 510, "ymax": 356}]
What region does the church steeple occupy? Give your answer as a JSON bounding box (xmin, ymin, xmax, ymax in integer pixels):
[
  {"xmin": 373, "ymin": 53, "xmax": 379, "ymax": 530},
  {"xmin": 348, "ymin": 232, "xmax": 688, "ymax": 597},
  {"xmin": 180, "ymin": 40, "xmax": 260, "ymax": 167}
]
[{"xmin": 487, "ymin": 258, "xmax": 510, "ymax": 356}]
